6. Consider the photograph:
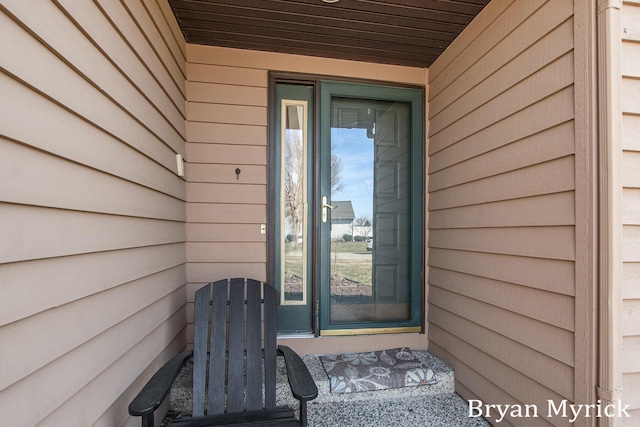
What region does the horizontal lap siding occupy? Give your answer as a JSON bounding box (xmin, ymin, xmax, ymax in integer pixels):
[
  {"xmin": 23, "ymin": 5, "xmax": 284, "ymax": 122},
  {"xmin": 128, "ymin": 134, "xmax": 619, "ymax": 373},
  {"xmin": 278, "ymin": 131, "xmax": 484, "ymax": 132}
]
[
  {"xmin": 622, "ymin": 1, "xmax": 640, "ymax": 419},
  {"xmin": 427, "ymin": 0, "xmax": 576, "ymax": 425},
  {"xmin": 0, "ymin": 0, "xmax": 187, "ymax": 426},
  {"xmin": 184, "ymin": 44, "xmax": 426, "ymax": 344},
  {"xmin": 185, "ymin": 53, "xmax": 269, "ymax": 310}
]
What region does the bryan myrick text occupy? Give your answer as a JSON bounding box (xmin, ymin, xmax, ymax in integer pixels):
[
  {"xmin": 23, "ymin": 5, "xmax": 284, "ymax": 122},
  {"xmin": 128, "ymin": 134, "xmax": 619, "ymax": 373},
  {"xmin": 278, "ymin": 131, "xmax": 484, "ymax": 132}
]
[{"xmin": 469, "ymin": 399, "xmax": 631, "ymax": 423}]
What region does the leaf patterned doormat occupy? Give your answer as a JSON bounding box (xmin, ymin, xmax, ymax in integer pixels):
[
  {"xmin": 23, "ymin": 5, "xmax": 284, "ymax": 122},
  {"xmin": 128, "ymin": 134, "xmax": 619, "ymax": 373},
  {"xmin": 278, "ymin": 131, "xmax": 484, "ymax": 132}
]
[{"xmin": 319, "ymin": 348, "xmax": 436, "ymax": 394}]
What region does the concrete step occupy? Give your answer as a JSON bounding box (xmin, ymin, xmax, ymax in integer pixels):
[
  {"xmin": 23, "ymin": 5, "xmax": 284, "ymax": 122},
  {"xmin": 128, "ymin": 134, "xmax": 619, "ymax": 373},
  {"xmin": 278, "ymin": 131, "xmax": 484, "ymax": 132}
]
[
  {"xmin": 168, "ymin": 350, "xmax": 482, "ymax": 426},
  {"xmin": 277, "ymin": 351, "xmax": 490, "ymax": 426}
]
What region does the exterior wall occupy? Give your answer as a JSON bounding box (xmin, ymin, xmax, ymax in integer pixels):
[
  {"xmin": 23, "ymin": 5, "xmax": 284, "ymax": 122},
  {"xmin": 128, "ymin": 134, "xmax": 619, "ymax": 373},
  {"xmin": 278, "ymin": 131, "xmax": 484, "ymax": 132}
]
[
  {"xmin": 184, "ymin": 44, "xmax": 429, "ymax": 354},
  {"xmin": 0, "ymin": 1, "xmax": 187, "ymax": 426},
  {"xmin": 426, "ymin": 0, "xmax": 588, "ymax": 424},
  {"xmin": 622, "ymin": 1, "xmax": 640, "ymax": 421},
  {"xmin": 331, "ymin": 221, "xmax": 354, "ymax": 240}
]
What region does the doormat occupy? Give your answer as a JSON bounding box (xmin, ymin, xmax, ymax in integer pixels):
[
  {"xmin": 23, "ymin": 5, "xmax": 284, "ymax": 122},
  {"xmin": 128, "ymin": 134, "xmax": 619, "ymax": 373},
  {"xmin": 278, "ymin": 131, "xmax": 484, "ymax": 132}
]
[{"xmin": 319, "ymin": 348, "xmax": 436, "ymax": 394}]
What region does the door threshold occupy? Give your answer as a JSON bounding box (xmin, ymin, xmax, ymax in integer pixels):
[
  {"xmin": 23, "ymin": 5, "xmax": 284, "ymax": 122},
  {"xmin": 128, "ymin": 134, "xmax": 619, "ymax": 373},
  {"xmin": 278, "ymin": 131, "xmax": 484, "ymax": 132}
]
[
  {"xmin": 277, "ymin": 332, "xmax": 315, "ymax": 339},
  {"xmin": 320, "ymin": 326, "xmax": 421, "ymax": 336}
]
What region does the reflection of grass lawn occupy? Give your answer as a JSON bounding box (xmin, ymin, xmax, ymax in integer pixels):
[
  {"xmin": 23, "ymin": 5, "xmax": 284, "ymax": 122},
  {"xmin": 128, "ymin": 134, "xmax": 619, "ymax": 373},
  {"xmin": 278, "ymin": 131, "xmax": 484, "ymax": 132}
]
[
  {"xmin": 284, "ymin": 241, "xmax": 372, "ymax": 285},
  {"xmin": 331, "ymin": 241, "xmax": 368, "ymax": 253},
  {"xmin": 331, "ymin": 260, "xmax": 371, "ymax": 285},
  {"xmin": 284, "ymin": 259, "xmax": 303, "ymax": 277},
  {"xmin": 284, "ymin": 241, "xmax": 368, "ymax": 253},
  {"xmin": 286, "ymin": 259, "xmax": 372, "ymax": 285}
]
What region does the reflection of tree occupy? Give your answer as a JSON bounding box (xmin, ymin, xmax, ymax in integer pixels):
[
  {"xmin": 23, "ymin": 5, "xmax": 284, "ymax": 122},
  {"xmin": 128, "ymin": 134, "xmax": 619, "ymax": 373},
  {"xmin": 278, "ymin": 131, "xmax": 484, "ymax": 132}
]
[
  {"xmin": 330, "ymin": 145, "xmax": 344, "ymax": 194},
  {"xmin": 354, "ymin": 215, "xmax": 372, "ymax": 238},
  {"xmin": 285, "ymin": 132, "xmax": 343, "ymax": 250},
  {"xmin": 284, "ymin": 129, "xmax": 304, "ymax": 250}
]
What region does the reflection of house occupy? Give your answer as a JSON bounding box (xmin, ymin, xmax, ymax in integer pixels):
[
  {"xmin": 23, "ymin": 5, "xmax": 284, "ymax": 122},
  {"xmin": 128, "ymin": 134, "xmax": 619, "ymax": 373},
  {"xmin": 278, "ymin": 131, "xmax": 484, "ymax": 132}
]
[{"xmin": 330, "ymin": 201, "xmax": 355, "ymax": 240}]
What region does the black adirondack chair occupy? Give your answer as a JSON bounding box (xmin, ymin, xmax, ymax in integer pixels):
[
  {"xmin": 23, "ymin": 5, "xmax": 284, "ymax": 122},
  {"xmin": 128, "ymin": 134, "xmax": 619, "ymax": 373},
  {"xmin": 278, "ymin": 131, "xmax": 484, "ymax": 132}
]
[{"xmin": 129, "ymin": 278, "xmax": 318, "ymax": 427}]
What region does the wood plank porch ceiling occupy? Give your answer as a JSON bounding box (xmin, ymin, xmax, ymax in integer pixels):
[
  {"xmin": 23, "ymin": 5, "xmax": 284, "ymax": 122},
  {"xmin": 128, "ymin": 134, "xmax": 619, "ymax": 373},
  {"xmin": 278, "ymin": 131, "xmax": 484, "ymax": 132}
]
[{"xmin": 168, "ymin": 0, "xmax": 490, "ymax": 68}]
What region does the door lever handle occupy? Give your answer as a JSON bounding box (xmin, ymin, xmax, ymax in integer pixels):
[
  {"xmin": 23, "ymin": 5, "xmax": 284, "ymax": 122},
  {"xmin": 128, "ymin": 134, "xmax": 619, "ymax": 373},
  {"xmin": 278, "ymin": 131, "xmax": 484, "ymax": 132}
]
[{"xmin": 322, "ymin": 196, "xmax": 335, "ymax": 223}]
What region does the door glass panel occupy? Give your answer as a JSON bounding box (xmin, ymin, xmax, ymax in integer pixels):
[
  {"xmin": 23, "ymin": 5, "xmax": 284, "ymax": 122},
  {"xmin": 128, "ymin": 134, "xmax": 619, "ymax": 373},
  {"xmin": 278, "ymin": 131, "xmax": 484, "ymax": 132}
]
[
  {"xmin": 281, "ymin": 100, "xmax": 309, "ymax": 305},
  {"xmin": 329, "ymin": 98, "xmax": 412, "ymax": 323}
]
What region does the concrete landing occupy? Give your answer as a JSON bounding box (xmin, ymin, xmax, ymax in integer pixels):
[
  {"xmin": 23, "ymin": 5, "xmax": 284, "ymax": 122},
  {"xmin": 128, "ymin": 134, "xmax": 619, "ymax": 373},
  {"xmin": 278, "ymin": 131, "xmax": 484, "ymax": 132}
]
[{"xmin": 167, "ymin": 351, "xmax": 490, "ymax": 426}]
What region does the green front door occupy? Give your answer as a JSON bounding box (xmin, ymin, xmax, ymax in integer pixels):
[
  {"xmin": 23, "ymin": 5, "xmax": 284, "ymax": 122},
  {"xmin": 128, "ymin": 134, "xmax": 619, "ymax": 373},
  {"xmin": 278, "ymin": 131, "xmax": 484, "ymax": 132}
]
[
  {"xmin": 318, "ymin": 81, "xmax": 423, "ymax": 335},
  {"xmin": 271, "ymin": 79, "xmax": 423, "ymax": 336}
]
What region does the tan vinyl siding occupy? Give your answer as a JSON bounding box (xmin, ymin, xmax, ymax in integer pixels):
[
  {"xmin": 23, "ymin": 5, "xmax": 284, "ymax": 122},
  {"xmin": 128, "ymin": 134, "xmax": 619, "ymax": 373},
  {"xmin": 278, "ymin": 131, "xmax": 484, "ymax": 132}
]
[
  {"xmin": 0, "ymin": 0, "xmax": 187, "ymax": 425},
  {"xmin": 427, "ymin": 0, "xmax": 578, "ymax": 424},
  {"xmin": 184, "ymin": 51, "xmax": 269, "ymax": 290},
  {"xmin": 622, "ymin": 1, "xmax": 640, "ymax": 421}
]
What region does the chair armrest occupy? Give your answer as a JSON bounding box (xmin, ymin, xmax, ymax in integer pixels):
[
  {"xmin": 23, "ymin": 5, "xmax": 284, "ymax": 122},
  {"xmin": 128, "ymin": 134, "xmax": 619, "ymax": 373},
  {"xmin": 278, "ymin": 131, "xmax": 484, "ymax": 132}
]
[
  {"xmin": 277, "ymin": 345, "xmax": 318, "ymax": 402},
  {"xmin": 129, "ymin": 350, "xmax": 194, "ymax": 417}
]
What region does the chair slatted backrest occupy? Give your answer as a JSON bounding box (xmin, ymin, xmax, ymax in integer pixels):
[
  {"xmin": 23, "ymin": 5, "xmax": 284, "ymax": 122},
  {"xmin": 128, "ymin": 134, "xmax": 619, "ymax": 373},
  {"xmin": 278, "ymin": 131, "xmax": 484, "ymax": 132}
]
[{"xmin": 192, "ymin": 278, "xmax": 278, "ymax": 417}]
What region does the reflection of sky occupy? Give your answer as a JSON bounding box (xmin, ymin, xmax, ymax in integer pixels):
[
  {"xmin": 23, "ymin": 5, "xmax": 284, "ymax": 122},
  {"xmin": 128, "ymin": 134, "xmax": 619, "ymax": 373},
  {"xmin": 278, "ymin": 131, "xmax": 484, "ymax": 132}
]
[{"xmin": 331, "ymin": 127, "xmax": 373, "ymax": 219}]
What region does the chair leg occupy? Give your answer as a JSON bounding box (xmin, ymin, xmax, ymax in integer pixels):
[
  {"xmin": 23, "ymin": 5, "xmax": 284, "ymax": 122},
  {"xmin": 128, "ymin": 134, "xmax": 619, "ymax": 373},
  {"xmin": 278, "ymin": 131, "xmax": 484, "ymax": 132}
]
[
  {"xmin": 300, "ymin": 401, "xmax": 308, "ymax": 427},
  {"xmin": 142, "ymin": 413, "xmax": 154, "ymax": 427}
]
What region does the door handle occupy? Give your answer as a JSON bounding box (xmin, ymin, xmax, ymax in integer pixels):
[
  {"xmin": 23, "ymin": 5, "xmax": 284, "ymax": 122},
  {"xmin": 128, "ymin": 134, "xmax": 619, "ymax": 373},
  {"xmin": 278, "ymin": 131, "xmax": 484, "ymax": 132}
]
[{"xmin": 322, "ymin": 196, "xmax": 335, "ymax": 223}]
